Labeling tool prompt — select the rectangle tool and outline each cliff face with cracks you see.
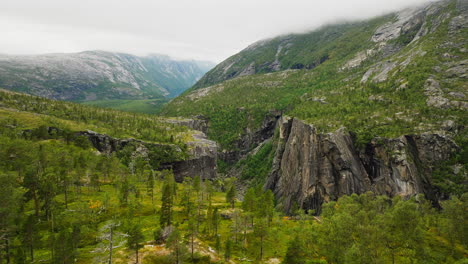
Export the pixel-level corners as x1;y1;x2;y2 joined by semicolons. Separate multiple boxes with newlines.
265;117;459;213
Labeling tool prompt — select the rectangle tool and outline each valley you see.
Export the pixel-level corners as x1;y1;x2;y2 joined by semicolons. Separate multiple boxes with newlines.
0;0;466;263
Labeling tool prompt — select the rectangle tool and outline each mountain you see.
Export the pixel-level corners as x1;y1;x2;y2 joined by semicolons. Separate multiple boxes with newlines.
1;91;465;263
163;0;467;212
191;0;466;90
1;1;467;262
0;50;215;102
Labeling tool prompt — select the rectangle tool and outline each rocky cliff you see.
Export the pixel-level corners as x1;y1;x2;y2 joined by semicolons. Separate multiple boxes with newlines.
265;117;459;213
161;130;218;181
79;127;217;181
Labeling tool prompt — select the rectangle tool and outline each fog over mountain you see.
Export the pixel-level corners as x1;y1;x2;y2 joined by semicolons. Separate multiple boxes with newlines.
2;0;432;62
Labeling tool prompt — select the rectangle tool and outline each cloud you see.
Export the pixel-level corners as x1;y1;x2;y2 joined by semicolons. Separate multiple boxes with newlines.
0;0;433;62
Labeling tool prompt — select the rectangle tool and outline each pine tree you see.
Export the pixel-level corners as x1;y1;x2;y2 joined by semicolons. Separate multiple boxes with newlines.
187;218;197;261
126;223;144;264
21;214;39;262
212;208;220;237
226;185;236;209
283;235;307;264
160;178;174;227
224;238;233;261
167;228;186;264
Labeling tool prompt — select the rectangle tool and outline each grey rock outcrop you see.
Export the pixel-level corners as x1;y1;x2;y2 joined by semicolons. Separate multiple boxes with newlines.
424;77;468;110
371;5;427;43
162;130;218;181
165;116;209;134
446;59;468;79
79;126;218;181
265;117;459;214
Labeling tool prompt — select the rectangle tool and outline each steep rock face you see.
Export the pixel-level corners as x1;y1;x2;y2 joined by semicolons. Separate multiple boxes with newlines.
80;128;217;181
265;117;459;213
162;130;218;181
79;130;163;153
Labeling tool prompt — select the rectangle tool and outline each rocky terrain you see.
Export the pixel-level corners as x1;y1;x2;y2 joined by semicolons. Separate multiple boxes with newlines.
0;51;214;101
80;125;218;181
163;0;467;212
265;117;460;213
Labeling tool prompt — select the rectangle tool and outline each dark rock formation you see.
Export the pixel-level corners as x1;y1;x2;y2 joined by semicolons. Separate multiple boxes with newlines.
79;128;217;181
219;111;281;164
78;130;157;153
165;156;217;182
265;117;459;214
161;130;218;181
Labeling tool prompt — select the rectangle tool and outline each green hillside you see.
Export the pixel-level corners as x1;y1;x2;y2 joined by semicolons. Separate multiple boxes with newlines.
0;0;467;263
82;98;169;114
0;90;466;263
163;0;467;150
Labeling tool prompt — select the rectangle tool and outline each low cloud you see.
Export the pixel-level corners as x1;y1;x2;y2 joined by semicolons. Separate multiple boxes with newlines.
0;0;432;62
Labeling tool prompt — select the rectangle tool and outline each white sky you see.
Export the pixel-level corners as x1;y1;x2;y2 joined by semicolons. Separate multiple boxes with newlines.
1;0;432;63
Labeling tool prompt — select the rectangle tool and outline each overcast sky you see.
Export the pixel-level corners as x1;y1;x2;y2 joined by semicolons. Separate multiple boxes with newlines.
1;0;432;63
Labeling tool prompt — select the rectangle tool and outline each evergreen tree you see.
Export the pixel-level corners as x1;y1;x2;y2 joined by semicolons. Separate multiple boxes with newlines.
212;208;220;237
253;218;268;261
119;178;130;207
259;190;275;224
53;229;78;264
187;218;197;261
283;235;307;264
215;235;221;252
147;171;155;205
160;178;174;227
21;214;39;262
224;238;232;261
0;173;24;263
226;185;236;209
167;228;186;264
126;223;144;264
242;187;256;213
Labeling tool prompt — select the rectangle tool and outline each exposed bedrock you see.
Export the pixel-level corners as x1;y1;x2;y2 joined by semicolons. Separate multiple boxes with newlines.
219;111;281;163
265;117;459;214
79;126;217;181
161;130;218;181
165;116;209;134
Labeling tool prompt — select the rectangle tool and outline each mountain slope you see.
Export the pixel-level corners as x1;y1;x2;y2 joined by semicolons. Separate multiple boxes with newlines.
2;89;465;263
164;0;466;148
190;0;464;91
162;0;467;210
0;51;215;101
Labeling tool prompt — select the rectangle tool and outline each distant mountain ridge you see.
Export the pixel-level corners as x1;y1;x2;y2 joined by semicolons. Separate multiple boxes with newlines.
0;50;215;101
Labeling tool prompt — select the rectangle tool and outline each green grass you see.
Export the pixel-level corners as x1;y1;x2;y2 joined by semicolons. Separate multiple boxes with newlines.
82;98;169;114
0;89;189;145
